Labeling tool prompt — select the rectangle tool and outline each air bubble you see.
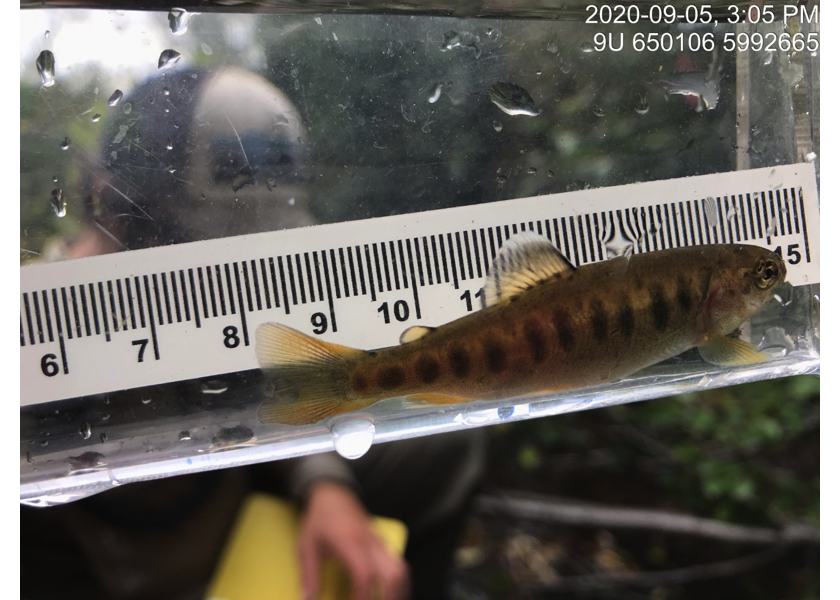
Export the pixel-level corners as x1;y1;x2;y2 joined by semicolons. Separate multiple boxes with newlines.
758;327;794;359
580;42;595;53
179;430;192;441
158;49;182;70
165;140;173;150
141;397;152;405
527;167;537;175
60;137;71;150
547;170;554;178
633;92;649;115
330;418;375;460
441;30;481;58
108;89;123;106
600;223;635;259
91;113;101;122
497;406;514;419
44;30;50;39
80;422;92;440
592;105;606;117
50;189;66;217
123;102;132;115
36;50;56;87
201;42;213;56
492;120;502;132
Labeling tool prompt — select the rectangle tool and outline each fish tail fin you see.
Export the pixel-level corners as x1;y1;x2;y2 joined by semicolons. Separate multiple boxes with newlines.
256;323;368;426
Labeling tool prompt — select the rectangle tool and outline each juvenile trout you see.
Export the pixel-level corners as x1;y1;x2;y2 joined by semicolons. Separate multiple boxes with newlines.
256;234;785;425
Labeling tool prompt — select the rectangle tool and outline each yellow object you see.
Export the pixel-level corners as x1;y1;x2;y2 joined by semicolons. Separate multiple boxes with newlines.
205;493;408;600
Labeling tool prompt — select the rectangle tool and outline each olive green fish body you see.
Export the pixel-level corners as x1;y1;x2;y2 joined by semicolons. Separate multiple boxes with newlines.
256;238;785;425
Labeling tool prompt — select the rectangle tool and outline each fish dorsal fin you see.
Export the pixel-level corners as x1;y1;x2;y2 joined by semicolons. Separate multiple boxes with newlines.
399;326;435;344
482;233;575;307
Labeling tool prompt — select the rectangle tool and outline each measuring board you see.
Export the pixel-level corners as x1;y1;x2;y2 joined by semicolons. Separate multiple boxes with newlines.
20;164;820;407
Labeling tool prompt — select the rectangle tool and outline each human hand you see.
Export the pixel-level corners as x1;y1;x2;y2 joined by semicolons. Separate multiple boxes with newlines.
298;481;409;600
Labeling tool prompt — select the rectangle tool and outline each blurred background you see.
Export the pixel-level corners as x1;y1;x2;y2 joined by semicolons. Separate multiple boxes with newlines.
20;4;819;598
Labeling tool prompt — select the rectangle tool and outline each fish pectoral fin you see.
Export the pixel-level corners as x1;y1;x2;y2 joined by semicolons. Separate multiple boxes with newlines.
482;232;575;307
698;335;769;366
399;326;436;344
403;393;474;407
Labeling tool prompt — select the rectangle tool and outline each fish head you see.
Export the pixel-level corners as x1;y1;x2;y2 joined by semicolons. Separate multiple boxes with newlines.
704;245;786;335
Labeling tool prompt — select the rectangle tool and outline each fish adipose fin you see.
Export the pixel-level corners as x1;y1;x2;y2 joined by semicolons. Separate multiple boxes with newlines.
399;326;436;344
482;232;575;308
698;335;768;366
403;393;473;407
256;323;368;426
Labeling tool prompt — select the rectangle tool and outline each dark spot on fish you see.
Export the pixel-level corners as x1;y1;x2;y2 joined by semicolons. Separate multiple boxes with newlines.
377;366;406;390
552;309;575;351
651;286;670;331
416;355;441;384
590;298;609;342
617;296;634;338
367;350;378;357
677;276;693;313
350;372;370;394
523;319;548;364
485;340;507;374
742;281;752;295
449;346;471;378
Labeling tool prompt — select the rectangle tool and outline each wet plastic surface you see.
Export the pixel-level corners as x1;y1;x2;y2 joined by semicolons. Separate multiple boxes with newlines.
20;6;819;505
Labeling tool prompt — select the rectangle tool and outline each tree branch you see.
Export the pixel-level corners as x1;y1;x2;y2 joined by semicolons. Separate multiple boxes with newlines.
475;492;819;545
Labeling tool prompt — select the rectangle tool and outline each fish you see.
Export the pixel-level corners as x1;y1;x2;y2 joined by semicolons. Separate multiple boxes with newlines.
255;234;786;426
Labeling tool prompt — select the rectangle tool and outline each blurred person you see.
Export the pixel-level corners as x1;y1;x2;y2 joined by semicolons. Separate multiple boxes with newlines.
22;66;486;600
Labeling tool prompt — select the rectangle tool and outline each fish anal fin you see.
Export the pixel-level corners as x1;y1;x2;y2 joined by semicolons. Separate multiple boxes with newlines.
399;326;436;344
404;393;473;407
482;232;574;308
698;335;768;366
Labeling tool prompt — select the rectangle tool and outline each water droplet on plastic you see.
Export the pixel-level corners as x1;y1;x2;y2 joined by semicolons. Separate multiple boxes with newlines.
492;120;502;132
158;49;182;70
703;197;718;228
421;121;432;134
726;204;740;221
168;8;191;36
765;217;777;237
592;105;606;117
488;82;541;117
496;174;507;187
36;50;56;88
164;139;173;151
26;451;34;464
497;406;514;419
547;170;554;178
50;189;66;217
108;89;123;106
441;30;481;58
527;167;537;175
698;375;712;388
123;102;132;115
52;175;58;183
330;419;375;460
179;430;192;441
485;27;499;40
99;432;108;443
457;408;497;425
44;30;50;39
79;422;92;439
201;42;213;56
67;451;106;472
141;397;152;405
212;425;255;447
580;42;595;53
633;93;649;115
601;224;635;259
288;197;296;206
648;217;661;235
60;137;71;150
806;151;817;162
91;113;101;122
163;87;170;96
201;380;228;394
764;51;774;66
427;83;443;104
40;440;49;447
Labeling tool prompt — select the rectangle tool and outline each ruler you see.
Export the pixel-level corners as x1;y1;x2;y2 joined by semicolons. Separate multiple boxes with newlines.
20;164;820;407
